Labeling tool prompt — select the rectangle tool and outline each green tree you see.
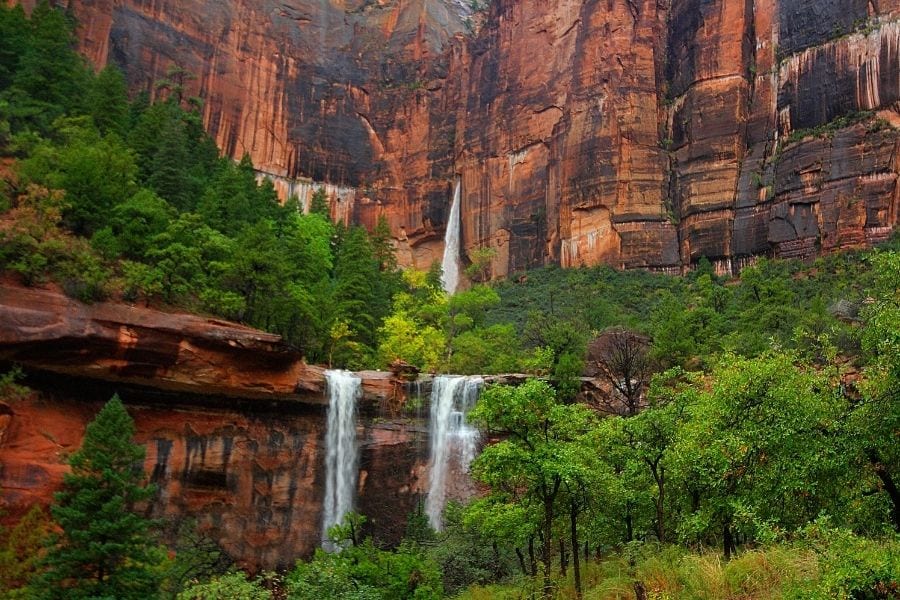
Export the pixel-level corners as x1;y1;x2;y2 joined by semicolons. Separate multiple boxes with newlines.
88;65;130;137
852;250;900;531
0;505;53;597
308;187;329;219
333;225;385;354
469;379;596;599
370;214;397;273
0;4;29;92
34;395;164;599
177;572;272;600
3;0;89;132
106;188;175;260
671;352;845;557
20;120;138;235
523;314;586;401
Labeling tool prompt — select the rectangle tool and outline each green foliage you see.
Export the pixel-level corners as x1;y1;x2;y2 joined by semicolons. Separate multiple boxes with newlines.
33;395;165;599
427;502;518;595
464;246;496;282
785;525;900;600
0;1;90;134
176;572;272;600
287;537;443;600
89;66;130;137
0;505;52;596
0;366;29;402
851;250;900;533
469;379;597;597
671;352;848;553
20;119;138;235
308;186;329;218
783;111;878;147
446;324;522;374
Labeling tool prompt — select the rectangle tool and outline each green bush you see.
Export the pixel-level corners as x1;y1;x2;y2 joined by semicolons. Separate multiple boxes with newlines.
177;572;272;600
785;526;900;599
287;540;443;600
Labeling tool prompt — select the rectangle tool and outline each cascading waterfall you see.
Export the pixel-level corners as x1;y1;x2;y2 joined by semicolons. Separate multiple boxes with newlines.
440;178;462;294
426;375;483;530
321;370;361;549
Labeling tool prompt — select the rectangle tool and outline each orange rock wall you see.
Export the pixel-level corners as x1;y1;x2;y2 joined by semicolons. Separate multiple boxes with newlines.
15;0;900;274
0;388;429;571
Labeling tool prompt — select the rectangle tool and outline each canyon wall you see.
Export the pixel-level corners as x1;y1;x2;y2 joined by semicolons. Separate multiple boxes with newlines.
1;388;429;571
23;0;899;276
0;284;430;570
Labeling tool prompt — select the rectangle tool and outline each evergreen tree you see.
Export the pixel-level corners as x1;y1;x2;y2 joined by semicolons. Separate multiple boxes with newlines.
370;214;397;273
309;187;330;219
333;226;381;353
147;111;194;209
89;65;130;137
5;0;88;131
0;4;29;91
34;395;163;600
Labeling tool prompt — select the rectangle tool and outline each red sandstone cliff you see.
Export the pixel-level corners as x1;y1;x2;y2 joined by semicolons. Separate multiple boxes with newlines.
0;283;424;570
13;0;900;275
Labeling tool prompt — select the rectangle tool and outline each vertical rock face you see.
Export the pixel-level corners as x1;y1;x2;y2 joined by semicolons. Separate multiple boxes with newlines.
0;387;429;571
20;0;900;274
0;285;431;571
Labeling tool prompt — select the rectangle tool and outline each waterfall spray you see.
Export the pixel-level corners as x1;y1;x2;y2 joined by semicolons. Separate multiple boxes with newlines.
322;370;361;549
441;178;462;294
426;375;482;530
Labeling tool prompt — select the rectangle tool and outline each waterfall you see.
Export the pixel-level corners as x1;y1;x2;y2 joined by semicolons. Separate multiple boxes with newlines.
322;370;361;549
441;178;462;294
426;375;483;530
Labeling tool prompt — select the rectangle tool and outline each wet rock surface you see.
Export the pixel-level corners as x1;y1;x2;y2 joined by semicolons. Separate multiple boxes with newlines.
15;0;897;276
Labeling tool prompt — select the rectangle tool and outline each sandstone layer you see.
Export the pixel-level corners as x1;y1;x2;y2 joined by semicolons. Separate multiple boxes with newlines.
0;283;428;570
22;0;898;278
0;283;401;403
0;387;429;571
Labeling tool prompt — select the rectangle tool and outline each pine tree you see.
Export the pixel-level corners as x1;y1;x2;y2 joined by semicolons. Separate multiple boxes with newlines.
333;225;380;352
309;187;330;219
34;395;163;600
371;214;397;273
7;0;89;131
0;4;29;91
89;65;130;137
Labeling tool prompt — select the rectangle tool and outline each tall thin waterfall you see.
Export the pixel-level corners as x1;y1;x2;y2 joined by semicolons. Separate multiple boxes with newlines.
440;178;462;294
426;375;483;530
322;370;361;549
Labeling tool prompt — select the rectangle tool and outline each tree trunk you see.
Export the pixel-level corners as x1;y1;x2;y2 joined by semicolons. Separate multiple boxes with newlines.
516;547;528;576
870;453;900;532
634;581;648;600
723;520;734;560
559;540;567;576
542;496;554;600
570;500;582;599
528;536;537;577
625;506;634;542
654;467;666;543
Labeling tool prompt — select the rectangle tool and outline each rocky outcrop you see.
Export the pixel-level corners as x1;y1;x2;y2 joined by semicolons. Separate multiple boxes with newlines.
0;283;427;570
14;1;900;274
0;283;402;404
0;389;429;571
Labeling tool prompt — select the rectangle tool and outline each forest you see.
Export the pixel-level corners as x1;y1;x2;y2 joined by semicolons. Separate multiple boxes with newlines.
0;3;898;599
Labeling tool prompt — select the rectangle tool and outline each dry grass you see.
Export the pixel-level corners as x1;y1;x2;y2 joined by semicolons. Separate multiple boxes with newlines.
453;546;821;600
